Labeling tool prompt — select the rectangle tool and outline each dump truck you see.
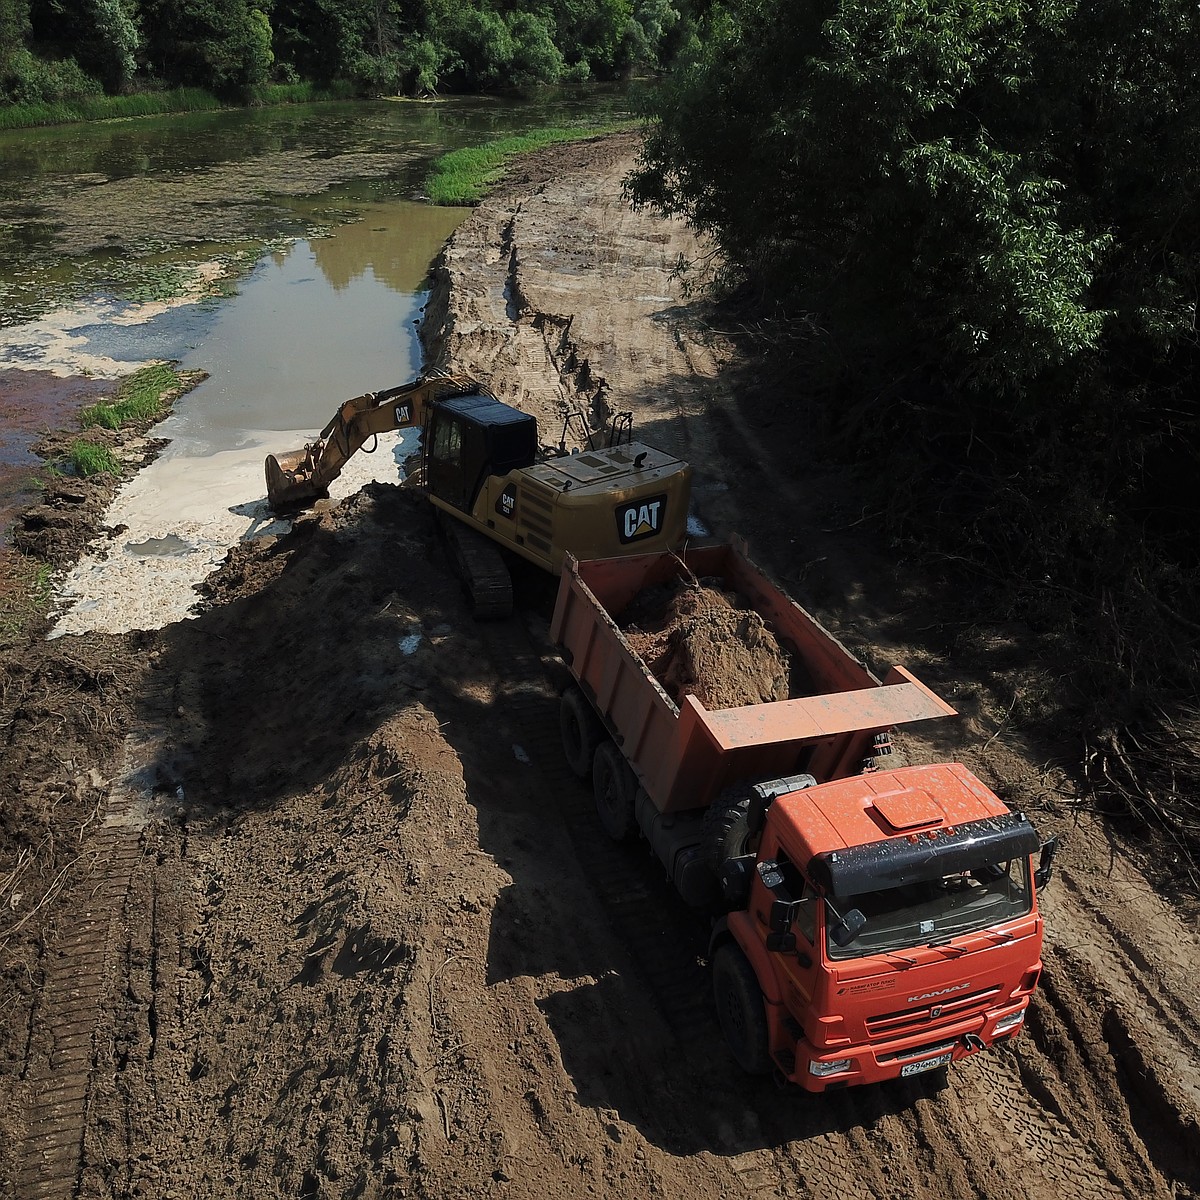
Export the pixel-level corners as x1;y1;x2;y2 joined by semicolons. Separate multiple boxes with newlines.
265;374;691;617
550;540;1058;1091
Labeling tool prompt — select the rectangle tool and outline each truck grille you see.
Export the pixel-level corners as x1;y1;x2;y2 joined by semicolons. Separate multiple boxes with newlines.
866;985;1000;1038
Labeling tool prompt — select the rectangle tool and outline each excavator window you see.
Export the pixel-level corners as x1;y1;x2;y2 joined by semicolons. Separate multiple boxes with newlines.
432;416;462;466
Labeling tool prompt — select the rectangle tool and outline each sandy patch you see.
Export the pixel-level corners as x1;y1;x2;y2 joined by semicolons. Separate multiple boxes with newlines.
50;426;419;635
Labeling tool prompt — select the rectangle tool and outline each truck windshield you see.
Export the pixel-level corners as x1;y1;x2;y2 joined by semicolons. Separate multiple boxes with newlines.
826;858;1033;961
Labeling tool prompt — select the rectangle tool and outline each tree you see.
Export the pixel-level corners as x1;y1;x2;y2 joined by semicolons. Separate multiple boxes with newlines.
140;0;271;91
630;0;1108;398
0;0;30;73
631;0;1200;787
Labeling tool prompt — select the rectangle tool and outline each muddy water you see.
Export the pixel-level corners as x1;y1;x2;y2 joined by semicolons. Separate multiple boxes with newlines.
0;90;630;630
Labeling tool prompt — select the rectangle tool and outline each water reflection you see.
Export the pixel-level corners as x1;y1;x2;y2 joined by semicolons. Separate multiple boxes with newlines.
306;199;464;293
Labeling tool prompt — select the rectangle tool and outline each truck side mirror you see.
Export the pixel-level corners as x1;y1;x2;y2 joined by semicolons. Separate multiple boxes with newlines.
769;898;799;933
1034;836;1060;890
829;908;867;947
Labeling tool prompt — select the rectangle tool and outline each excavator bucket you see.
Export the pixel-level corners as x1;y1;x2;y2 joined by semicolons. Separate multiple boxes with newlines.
265;445;327;511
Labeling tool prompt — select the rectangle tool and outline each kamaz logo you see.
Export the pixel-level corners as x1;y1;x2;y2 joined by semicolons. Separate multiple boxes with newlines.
392;405;411;426
616;494;668;545
908;982;971;1004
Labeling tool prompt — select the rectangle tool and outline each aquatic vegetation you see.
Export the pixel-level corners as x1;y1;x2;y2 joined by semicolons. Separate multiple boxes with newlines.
80;363;181;430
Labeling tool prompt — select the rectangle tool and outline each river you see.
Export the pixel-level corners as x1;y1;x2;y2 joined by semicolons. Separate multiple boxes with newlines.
0;90;631;632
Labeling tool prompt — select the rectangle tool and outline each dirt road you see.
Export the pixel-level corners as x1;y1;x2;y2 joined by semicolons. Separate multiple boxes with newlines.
3;132;1199;1200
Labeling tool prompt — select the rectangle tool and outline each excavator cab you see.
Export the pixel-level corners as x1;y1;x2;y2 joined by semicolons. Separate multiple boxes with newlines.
424;393;539;513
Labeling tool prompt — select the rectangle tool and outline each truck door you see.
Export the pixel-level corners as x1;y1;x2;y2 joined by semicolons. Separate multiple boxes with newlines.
772;852;820;1006
426;409;467;510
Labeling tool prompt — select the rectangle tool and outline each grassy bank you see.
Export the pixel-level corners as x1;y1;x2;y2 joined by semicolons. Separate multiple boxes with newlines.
0;82;357;131
423;121;636;205
70;362;186;477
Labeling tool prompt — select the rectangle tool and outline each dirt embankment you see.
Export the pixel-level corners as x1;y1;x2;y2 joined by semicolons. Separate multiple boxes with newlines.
2;133;1200;1200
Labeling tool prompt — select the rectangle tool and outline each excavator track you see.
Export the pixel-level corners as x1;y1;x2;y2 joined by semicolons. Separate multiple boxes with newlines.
439;513;514;619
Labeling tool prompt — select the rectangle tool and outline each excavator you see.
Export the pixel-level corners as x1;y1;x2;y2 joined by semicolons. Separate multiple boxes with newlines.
265;373;693;617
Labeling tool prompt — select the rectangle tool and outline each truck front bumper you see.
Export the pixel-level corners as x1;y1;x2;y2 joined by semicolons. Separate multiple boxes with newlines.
787;1002;1029;1092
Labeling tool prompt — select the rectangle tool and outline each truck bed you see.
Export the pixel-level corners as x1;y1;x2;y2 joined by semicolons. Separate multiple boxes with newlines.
551;541;956;815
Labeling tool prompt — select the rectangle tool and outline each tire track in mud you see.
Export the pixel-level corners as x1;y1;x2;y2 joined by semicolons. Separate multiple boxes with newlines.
476;614;823;1197
15;732;159;1200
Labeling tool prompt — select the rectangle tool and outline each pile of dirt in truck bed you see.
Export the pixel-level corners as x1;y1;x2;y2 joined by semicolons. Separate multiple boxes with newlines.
619;576;792;709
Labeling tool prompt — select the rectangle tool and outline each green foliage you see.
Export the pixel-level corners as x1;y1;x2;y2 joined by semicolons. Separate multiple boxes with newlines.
1;0;697;101
507;11;563;87
0;0;30;72
631;0;1111;395
68;440;120;477
0;47;101;103
424;121;633;205
88;0;140;90
634;0;1200;840
80;363;181;430
533;0;633;75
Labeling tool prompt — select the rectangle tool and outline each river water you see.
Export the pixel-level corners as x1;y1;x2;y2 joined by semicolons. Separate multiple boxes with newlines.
0;90;631;631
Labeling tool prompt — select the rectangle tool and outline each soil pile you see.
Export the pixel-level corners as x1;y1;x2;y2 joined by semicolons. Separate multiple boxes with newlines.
620;576;792;709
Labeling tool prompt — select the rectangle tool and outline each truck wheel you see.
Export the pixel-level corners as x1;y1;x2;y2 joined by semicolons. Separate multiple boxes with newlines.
702;785;756;877
560;686;603;780
712;943;772;1076
592;740;638;842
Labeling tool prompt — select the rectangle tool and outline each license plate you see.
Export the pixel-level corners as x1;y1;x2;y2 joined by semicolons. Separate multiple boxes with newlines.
900;1051;953;1077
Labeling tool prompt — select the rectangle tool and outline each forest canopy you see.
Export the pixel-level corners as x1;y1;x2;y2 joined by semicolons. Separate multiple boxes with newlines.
0;0;702;101
630;0;1200;842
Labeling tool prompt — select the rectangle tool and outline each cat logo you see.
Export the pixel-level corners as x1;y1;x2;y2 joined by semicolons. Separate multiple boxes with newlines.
616;494;668;545
495;483;518;519
392;404;411;427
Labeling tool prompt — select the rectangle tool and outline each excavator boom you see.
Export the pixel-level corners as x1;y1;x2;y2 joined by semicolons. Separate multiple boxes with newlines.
264;374;484;511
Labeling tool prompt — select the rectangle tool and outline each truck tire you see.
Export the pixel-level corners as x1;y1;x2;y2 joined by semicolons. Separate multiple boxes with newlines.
702;785;756;878
712;943;772;1076
592;740;638;842
560;686;603;780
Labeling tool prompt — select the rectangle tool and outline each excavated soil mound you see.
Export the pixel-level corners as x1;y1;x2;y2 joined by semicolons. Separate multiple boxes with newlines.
619;576;792;710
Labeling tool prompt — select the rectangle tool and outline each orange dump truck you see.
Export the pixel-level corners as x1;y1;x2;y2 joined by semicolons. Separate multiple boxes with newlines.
550;541;1058;1091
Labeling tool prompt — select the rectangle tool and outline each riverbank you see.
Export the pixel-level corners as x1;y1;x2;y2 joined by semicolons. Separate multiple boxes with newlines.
0;82;357;132
2;133;1199;1200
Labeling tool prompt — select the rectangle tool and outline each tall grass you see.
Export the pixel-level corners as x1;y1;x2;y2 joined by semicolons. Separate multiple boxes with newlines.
0;81;359;131
68;441;120;477
80;363;182;430
423;121;637;206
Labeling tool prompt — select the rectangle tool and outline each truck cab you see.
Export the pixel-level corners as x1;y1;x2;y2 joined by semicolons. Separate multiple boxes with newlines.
715;763;1052;1090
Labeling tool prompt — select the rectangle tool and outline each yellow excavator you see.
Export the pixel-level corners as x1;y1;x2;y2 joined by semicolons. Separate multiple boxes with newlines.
265;373;692;617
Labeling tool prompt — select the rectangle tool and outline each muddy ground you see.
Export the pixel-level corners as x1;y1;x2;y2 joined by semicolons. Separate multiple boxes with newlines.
3;132;1200;1199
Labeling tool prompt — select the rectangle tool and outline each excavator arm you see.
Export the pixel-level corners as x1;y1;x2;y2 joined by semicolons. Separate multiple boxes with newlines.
265;373;483;511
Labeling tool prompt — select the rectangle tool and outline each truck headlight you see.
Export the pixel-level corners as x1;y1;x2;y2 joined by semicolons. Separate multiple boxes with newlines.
809;1058;853;1077
994;1010;1025;1035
